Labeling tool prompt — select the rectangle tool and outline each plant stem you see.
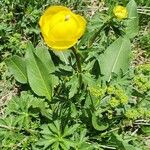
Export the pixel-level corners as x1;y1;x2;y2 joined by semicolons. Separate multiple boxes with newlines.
0;124;37;134
71;46;82;86
0;124;16;131
88;17;113;47
99;145;116;149
71;46;82;73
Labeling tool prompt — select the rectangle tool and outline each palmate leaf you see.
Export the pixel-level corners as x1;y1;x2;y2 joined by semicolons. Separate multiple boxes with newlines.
5;55;27;84
6;92;51;119
0;116;24;149
48;121;60;135
73;129;94;150
59;139;75;150
37;121;78;150
25;43;52;100
37;138;56;150
31;98;52;119
0;116;17;131
6;92;33;115
52;141;60;150
63;124;79;137
15;113;31;129
99;36;131;82
5;92;39;128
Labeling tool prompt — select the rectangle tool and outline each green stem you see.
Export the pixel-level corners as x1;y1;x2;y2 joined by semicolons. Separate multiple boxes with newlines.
71;46;82;73
88;17;113;48
0;124;37;134
71;46;82;86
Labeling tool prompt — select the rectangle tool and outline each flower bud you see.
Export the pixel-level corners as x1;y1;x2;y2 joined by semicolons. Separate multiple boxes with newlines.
113;5;128;20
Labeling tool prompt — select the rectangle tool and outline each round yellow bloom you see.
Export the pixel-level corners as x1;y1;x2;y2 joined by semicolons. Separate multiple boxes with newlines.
113;5;128;20
39;6;86;50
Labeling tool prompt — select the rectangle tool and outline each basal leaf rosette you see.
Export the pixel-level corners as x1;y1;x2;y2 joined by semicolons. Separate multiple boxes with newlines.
113;5;128;20
39;6;86;50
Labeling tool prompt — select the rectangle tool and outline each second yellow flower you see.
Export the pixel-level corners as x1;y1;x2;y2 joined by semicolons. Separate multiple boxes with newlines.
113;5;128;20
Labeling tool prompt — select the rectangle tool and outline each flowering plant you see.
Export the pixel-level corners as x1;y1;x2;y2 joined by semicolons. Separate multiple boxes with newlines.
2;0;150;149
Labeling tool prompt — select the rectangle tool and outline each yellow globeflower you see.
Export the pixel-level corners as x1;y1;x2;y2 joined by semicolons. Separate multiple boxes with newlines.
113;5;128;20
39;6;86;50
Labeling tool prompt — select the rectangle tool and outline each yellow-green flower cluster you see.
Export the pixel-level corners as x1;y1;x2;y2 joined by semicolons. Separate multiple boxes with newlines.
107;85;129;107
133;63;150;93
109;97;120;108
89;86;106;98
90;85;129;108
133;75;150;93
125;109;139;120
107;85;115;95
137;64;150;75
125;107;150;120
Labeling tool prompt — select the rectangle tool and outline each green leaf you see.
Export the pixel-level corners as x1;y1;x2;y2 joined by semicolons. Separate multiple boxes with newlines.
82;72;96;87
5;92;41;129
31;99;52;119
6;92;33;114
49;121;60;135
99;36;131;82
40;125;52;135
52;141;60;150
66;75;79;99
38;122;76;150
63;124;80;137
36;44;59;90
92;113;108;131
37;138;56;149
123;143;137;150
111;133;137;150
78;143;95;150
35;45;55;73
141;126;150;135
53;51;70;64
5;55;27;84
0;116;17;130
25;43;52;100
125;0;139;38
15;113;30;129
60;139;75;149
0;116;24;148
79;13;109;48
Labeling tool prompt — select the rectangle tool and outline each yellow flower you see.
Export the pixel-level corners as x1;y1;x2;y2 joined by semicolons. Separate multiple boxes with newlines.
113;5;128;20
39;6;86;50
